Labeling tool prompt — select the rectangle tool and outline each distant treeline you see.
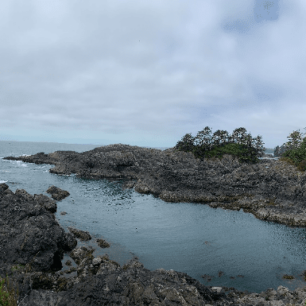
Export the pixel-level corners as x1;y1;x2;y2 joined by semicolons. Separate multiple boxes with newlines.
274;129;306;171
175;127;265;163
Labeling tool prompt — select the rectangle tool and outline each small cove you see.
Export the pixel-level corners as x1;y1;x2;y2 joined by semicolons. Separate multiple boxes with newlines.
1;140;306;293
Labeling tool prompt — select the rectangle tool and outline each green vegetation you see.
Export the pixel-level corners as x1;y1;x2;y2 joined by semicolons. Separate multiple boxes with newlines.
11;265;25;272
0;276;18;306
276;129;306;171
175;127;264;163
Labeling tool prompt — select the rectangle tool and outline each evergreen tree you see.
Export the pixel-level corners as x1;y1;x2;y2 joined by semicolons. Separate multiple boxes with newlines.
175;126;264;163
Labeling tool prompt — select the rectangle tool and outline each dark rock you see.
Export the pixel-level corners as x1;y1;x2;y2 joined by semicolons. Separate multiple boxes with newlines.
65;260;72;266
5;144;306;227
34;194;57;213
68;227;91;241
0;182;9;191
0;186;76;274
60;211;67;215
69;246;94;265
46;185;70;201
20;256;232;306
202;274;214;281
63;232;78;251
21;255;306;306
96;238;110;248
282;274;294;280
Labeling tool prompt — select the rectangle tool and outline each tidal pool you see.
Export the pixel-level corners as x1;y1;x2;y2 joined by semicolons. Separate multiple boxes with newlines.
1;140;306;293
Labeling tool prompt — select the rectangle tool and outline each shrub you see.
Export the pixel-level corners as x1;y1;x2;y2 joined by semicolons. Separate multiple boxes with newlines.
0;276;18;306
175;127;264;163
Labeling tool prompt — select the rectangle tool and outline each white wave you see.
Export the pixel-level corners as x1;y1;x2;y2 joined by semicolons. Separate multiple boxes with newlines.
15;161;28;167
22;154;30;157
0;180;7;183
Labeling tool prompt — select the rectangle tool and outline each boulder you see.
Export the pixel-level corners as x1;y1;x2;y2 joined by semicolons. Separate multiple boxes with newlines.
0;186;76;274
46;186;70;201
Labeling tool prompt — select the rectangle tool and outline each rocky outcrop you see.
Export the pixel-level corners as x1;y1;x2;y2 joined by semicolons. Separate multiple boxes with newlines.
68;227;91;241
15;247;306;306
5;144;306;227
17;247;236;306
46;185;70;201
0;183;76;274
97;238;110;248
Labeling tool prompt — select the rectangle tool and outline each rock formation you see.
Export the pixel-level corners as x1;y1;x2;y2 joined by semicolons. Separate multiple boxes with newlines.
0;183;76;274
5;144;306;227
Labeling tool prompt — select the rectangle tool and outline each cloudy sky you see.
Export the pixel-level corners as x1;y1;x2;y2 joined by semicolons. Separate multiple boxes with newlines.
0;0;305;148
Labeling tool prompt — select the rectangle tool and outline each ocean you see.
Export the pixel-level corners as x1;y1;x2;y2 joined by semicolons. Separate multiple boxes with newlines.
1;140;306;293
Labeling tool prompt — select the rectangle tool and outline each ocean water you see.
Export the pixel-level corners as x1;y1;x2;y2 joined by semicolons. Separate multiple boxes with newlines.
1;140;306;293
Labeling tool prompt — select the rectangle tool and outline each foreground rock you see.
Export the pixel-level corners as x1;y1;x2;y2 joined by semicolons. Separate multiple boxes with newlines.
47;185;70;201
0;183;76;274
5;144;306;227
18;251;233;306
17;247;306;306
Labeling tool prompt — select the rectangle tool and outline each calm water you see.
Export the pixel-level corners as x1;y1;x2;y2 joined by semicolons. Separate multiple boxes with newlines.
1;140;306;293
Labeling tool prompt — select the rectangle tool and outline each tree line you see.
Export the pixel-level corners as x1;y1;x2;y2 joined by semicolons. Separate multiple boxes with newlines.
175;127;265;163
274;129;306;171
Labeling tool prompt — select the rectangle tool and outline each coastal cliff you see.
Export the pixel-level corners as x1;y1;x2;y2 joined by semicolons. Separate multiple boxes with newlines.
5;144;306;227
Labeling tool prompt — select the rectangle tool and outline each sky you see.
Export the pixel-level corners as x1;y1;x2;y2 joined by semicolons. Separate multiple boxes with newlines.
0;0;305;148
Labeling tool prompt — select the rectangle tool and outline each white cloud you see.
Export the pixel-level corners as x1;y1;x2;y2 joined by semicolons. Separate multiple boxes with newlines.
0;0;305;147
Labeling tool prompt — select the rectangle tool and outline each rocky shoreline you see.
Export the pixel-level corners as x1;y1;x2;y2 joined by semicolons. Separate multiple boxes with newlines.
2;183;306;305
5;144;306;227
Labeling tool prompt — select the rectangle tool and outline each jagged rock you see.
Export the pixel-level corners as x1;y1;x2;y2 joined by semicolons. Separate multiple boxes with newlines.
0;185;76;274
19;256;233;306
5;144;306;227
70;246;94;265
17;253;306;306
34;194;57;213
46;185;70;201
96;238;110;248
68;227;91;241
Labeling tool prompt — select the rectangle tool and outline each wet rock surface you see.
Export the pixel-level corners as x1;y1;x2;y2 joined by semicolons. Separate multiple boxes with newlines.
97;238;110;248
5;144;306;227
68;227;92;241
47;185;70;201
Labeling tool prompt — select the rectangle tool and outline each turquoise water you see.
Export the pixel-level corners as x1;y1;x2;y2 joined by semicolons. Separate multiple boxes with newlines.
1;140;306;293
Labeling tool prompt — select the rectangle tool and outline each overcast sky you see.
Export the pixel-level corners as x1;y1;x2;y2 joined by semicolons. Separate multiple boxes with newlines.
0;0;305;148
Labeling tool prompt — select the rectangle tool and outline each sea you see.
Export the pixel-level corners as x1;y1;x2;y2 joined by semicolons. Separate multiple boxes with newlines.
1;140;306;293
